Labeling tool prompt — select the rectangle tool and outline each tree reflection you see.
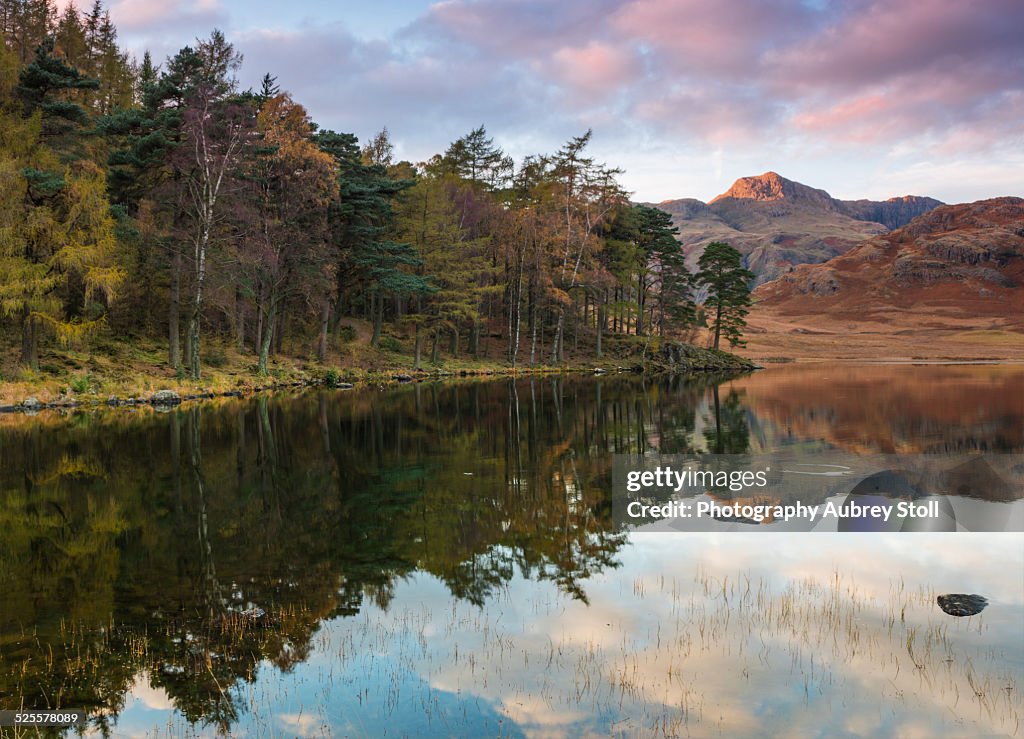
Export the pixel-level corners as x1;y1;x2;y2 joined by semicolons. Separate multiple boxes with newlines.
0;372;738;730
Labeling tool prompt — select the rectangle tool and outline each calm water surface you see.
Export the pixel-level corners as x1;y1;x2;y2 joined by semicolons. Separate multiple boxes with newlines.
1;364;1022;737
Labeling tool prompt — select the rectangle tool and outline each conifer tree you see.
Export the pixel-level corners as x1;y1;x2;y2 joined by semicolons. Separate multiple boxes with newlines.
694;241;753;349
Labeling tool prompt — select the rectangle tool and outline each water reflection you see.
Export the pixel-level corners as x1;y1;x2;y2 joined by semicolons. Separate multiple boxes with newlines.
0;365;1021;736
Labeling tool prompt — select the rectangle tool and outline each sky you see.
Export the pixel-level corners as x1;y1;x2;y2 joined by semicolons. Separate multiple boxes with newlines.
86;0;1024;204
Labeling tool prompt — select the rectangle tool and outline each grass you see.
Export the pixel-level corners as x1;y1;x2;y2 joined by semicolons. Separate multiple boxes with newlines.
0;331;650;408
9;564;1013;737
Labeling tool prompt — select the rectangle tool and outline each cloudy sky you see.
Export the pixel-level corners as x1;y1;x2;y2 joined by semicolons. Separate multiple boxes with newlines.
93;0;1022;204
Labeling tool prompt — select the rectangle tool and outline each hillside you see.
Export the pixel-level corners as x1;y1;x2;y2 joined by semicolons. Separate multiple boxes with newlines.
745;197;1024;360
654;172;942;286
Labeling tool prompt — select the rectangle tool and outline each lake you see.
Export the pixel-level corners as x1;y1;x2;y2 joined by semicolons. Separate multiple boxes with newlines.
1;364;1022;737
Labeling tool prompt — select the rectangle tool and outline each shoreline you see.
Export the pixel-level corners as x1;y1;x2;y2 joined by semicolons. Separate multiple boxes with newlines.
5;345;1021;416
0;351;758;416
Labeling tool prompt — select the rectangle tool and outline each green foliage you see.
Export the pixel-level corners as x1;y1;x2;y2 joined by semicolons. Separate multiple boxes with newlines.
378;336;403;353
0;13;734;380
69;374;93;393
694;242;754;349
204;348;228;368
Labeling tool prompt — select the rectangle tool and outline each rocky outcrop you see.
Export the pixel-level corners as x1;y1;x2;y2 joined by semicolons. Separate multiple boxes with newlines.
654;342;759;373
841;195;944;230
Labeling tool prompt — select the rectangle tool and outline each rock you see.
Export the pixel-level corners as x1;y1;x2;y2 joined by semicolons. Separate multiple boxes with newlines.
937;594;988;617
22;397;42;410
593;368;608;375
393;374;413;382
107;395;121;406
337;382;354;389
150;390;182;406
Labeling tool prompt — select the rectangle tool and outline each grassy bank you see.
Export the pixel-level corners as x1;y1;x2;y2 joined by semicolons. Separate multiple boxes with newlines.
0;331;758;409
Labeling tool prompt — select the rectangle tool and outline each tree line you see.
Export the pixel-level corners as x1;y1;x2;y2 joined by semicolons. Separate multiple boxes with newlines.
1;5;753;380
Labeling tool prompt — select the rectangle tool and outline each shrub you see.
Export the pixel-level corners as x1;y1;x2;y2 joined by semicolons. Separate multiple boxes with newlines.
204;350;228;368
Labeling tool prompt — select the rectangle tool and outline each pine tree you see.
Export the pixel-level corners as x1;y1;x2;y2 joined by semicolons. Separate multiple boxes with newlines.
438;125;512;190
694;241;753;349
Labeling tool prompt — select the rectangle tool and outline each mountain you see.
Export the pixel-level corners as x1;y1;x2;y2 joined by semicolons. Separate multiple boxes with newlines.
746;197;1024;359
653;172;943;286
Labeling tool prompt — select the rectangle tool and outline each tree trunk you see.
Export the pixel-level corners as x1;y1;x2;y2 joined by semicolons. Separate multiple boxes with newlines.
370;293;382;347
235;285;245;351
258;297;276;375
713;299;722;350
450;325;459;357
550;310;564;364
20;309;37;370
169;250;181;369
431;328;440;364
317;298;330;362
596;297;604;359
255;284;264;354
413;324;422;369
637;275;644;336
470;322;480;358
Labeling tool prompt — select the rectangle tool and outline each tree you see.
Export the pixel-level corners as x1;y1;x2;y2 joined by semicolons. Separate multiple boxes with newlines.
1;40;121;368
437;125;512;190
360;126;393;168
694;241;753;350
177;31;250;379
244;93;337;374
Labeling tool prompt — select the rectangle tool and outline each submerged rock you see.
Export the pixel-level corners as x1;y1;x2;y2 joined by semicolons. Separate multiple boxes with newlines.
937;593;988;617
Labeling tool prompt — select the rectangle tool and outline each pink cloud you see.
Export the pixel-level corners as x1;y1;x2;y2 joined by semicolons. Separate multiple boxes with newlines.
109;0;225;33
766;0;1023;92
546;41;642;98
610;0;817;75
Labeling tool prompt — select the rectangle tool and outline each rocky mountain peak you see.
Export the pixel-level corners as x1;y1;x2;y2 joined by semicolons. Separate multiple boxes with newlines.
709;171;834;208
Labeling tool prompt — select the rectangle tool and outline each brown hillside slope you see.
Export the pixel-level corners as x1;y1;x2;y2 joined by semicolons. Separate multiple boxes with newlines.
654;172;941;287
746;198;1024;360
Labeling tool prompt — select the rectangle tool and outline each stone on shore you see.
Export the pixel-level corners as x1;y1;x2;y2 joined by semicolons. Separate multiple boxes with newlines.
150;389;182;406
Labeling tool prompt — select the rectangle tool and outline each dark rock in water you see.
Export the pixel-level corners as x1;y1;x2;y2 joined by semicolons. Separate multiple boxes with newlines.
714;513;761;525
937;593;988;617
21;397;42;412
150;389;182;406
393;374;413;382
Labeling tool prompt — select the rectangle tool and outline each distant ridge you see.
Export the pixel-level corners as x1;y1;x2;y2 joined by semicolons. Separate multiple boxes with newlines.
652;172;943;286
751;197;1024;339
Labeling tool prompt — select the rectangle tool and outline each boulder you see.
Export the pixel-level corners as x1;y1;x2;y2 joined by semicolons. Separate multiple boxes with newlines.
150;389;182;406
937;593;988;617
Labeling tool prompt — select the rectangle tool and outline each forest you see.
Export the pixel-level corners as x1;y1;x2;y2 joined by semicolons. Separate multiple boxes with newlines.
0;1;750;384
